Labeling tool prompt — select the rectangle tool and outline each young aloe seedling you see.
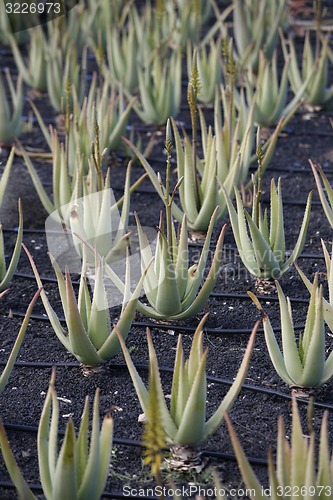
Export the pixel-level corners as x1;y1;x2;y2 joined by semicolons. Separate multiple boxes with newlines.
221;137;312;280
0;369;113;500
119;121;226;321
8;26;48;92
241;50;305;128
24;244;148;368
296;239;333;332
249;276;333;392
226;397;333;498
116;315;258;463
124;54;244;232
281;30;333;110
132;47;181;126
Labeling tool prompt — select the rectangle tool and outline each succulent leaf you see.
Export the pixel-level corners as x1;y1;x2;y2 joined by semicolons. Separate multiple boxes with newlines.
227;397;333;494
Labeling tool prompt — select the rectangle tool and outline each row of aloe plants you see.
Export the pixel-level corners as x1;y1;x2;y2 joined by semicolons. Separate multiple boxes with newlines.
1;125;333;495
1;0;332;144
1;0;333;497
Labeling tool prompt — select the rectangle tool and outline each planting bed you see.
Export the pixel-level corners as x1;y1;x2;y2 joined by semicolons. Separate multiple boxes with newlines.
1;5;333;499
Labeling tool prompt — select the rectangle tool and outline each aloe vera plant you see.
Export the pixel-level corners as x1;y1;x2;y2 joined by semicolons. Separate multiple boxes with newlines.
233;0;288;74
226;397;333;498
20;129;84;218
133;208;225;321
46;2;86;53
104;14;141;94
116;315;258;449
281;30;333;110
23;134;145;266
132;48;182;126
187;38;223;104
0;68;23;145
24;245;147;367
67;75;136;171
214;43;285;187
0;199;23;292
222;172;312;280
30;67;138;172
241;50;305;127
296;239;333;332
129;0;231;56
124;58;251;232
8;26;48;91
0;147;15;211
173;0;213;47
250;276;333;391
0;288;41;395
0;369;113;499
310;159;333;229
125;113;243;232
68;164;132;264
21;123;140;225
45;32;86;113
120;123;226;320
81;0;130;50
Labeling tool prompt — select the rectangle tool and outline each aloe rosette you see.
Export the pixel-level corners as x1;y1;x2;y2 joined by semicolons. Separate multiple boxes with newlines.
250;277;333;390
133;48;182;126
241;50;306;128
222;178;312;279
233;0;288;74
187;38;223;104
68;167;131;265
124;114;244;232
8;26;47;91
226;396;333;498
281;30;333;110
296;239;333;332
116;315;258;447
0;68;23;144
0;370;113;499
24;245;147;367
132;209;226;320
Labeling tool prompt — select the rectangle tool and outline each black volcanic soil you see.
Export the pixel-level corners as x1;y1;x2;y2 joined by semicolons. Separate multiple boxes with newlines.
1;5;333;499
